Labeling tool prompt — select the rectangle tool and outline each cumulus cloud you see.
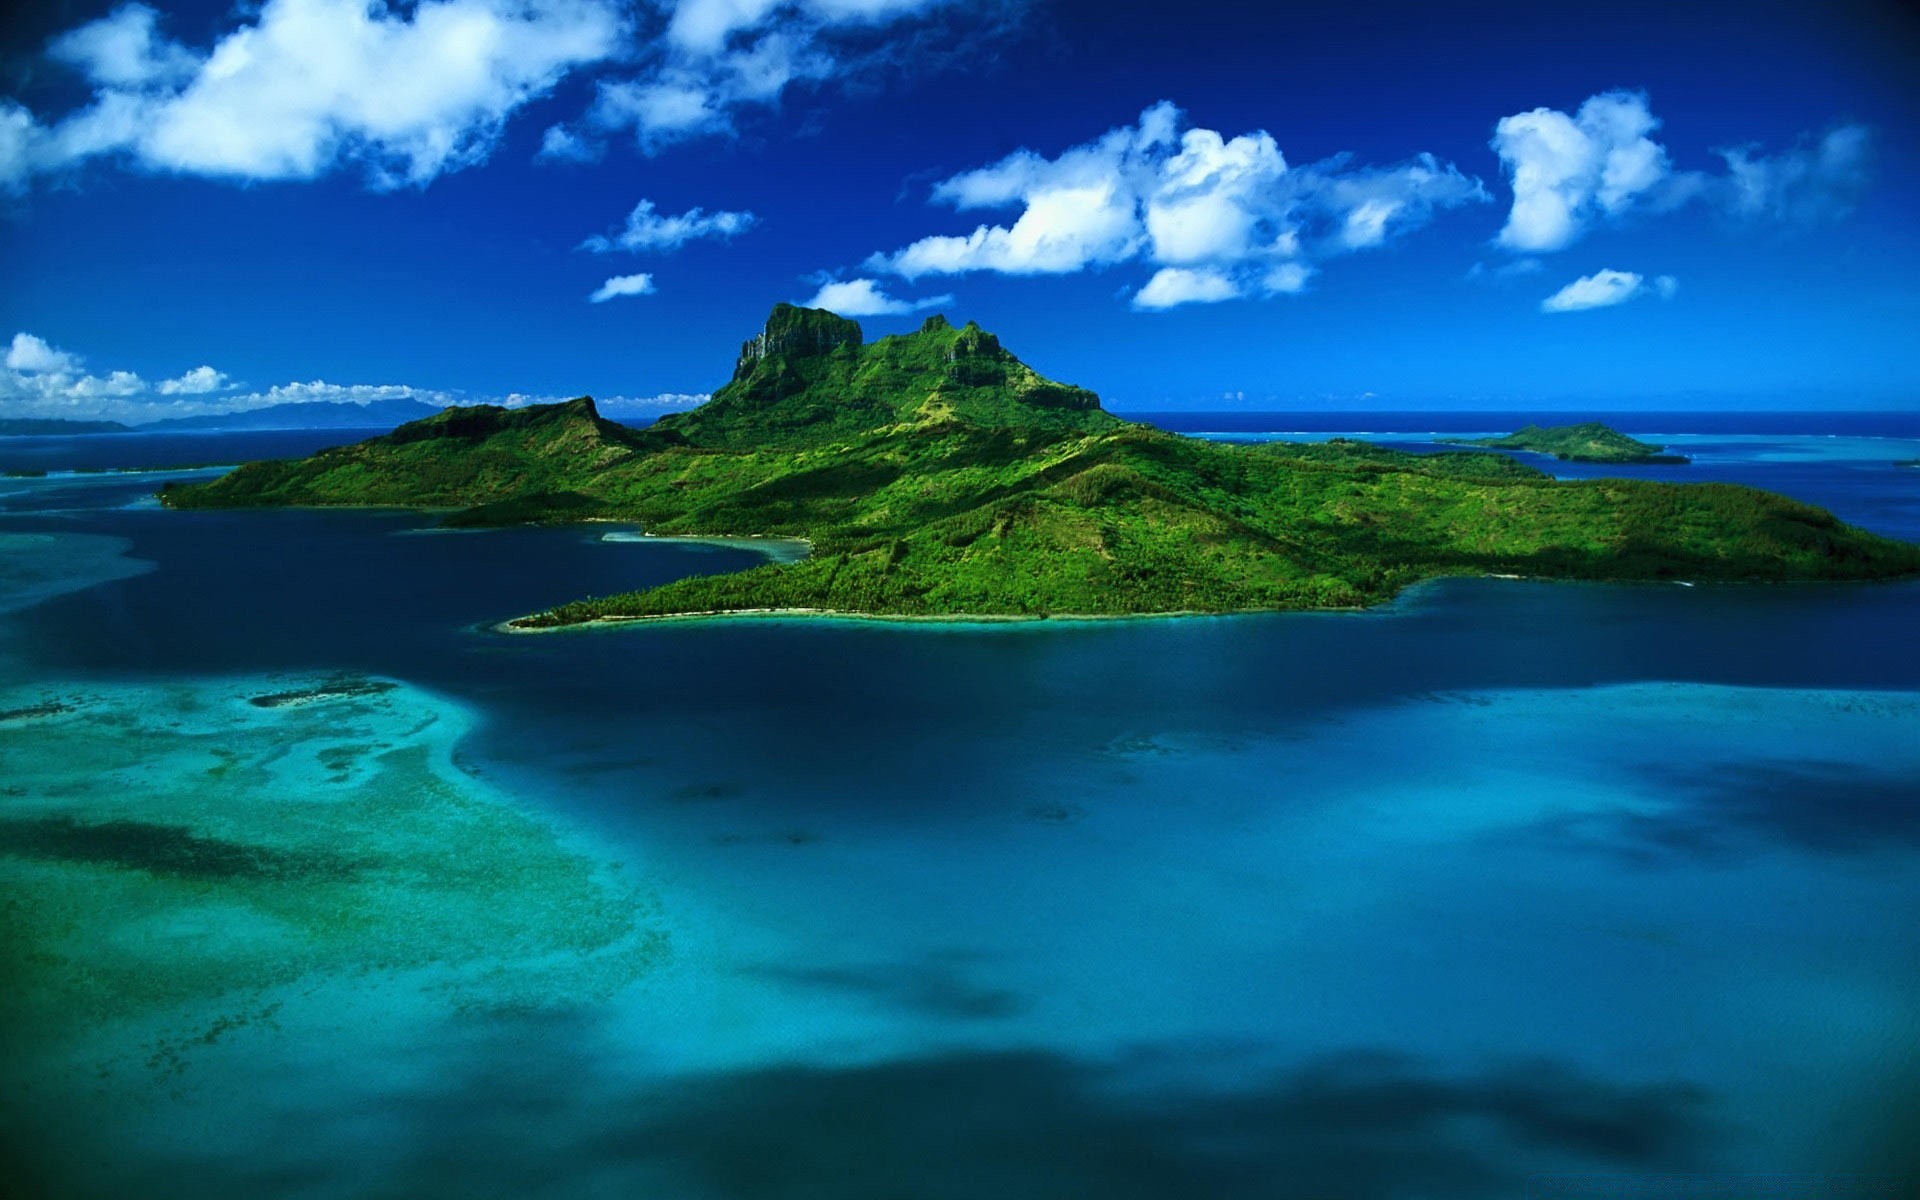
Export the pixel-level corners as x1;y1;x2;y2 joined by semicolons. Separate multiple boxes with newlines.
536;124;599;163
588;272;657;302
582;198;756;253
1492;90;1673;252
5;0;1010;190
1493;91;1874;252
1132;267;1238;311
6;332;81;373
47;4;197;90
802;277;950;315
1539;268;1678;313
0;330;715;425
6;0;626;190
863;102;1485;309
594;391;709;418
1718;125;1870;223
156;365;229;394
554;0;1006;155
0;329;469;422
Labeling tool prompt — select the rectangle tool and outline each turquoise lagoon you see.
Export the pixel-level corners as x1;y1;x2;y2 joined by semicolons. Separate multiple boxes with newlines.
1;422;1917;1197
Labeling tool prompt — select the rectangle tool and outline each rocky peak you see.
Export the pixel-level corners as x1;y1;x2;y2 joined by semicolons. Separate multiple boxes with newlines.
946;321;1003;362
736;304;863;375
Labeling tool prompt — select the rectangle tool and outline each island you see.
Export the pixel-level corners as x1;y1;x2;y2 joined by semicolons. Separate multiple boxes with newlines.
159;304;1920;627
1441;422;1691;464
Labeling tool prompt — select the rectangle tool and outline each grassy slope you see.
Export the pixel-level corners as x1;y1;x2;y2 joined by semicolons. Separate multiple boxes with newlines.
160;309;1920;626
1447;422;1689;464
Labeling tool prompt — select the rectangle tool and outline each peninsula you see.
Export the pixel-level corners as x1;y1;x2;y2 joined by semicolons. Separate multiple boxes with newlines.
1441;422;1691;464
160;305;1920;626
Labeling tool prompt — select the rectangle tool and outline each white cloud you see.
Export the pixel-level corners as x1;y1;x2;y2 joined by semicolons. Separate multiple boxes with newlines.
0;331;468;422
566;0;994;154
1260;262;1314;295
1132;267;1239;311
882;179;1143;278
11;0;626;189
535;123;599;163
1491;91;1872;252
595;391;710;417
582;198;757;253
863;102;1484;309
0;104;36;195
11;0;1008;188
1653;274;1679;299
1718;125;1870;223
47;4;197;89
802;277;950;316
1467;257;1544;281
6;332;81;373
1540;268;1658;313
247;380;448;405
588;272;657;302
1492;90;1672;252
0;332;713;425
156;365;230;394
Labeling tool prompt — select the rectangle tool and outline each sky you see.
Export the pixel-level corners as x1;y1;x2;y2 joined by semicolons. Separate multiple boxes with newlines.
1;0;1917;422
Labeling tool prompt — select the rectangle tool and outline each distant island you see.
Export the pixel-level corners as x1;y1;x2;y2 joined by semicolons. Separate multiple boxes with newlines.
1441;422;1690;464
160;304;1920;627
141;397;444;433
0;418;132;436
0;399;444;438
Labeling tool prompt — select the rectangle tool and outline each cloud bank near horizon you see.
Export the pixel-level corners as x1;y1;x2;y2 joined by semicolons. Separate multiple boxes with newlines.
0;330;705;424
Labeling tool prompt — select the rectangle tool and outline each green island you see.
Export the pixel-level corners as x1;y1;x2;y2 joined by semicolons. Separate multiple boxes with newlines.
1439;422;1691;464
159;304;1920;627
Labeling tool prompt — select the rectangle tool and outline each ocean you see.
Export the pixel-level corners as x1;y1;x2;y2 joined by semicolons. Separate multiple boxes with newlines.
2;414;1916;1197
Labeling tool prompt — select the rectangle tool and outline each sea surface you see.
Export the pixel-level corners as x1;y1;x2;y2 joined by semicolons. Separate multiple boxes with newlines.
2;415;1917;1198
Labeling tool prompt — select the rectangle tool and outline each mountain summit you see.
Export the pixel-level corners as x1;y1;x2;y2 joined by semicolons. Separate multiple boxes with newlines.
650;305;1117;448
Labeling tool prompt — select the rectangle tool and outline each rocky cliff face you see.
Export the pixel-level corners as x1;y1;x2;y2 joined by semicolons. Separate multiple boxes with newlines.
735;303;862;375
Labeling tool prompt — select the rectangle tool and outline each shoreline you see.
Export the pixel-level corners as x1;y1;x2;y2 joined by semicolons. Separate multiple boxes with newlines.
494;598;1401;636
598;530;814;563
488;571;1920;635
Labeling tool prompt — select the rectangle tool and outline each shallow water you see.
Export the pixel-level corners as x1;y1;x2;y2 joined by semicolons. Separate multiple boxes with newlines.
2;426;1917;1197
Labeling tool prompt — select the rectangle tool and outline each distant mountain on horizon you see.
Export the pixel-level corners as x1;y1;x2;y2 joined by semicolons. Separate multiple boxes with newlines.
139;397;445;432
0;417;135;436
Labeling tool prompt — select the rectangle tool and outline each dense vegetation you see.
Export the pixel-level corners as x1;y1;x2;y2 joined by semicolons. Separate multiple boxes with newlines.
161;305;1920;626
1443;422;1690;464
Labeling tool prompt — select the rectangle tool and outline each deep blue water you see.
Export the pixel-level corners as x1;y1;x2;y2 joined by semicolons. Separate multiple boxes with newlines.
0;427;390;475
3;419;1918;1197
1125;409;1920;437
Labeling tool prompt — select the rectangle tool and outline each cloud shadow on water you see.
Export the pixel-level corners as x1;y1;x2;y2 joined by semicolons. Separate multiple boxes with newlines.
96;1019;1730;1200
1511;758;1920;865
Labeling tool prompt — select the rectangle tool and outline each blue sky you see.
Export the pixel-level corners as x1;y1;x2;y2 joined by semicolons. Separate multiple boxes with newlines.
1;0;1916;421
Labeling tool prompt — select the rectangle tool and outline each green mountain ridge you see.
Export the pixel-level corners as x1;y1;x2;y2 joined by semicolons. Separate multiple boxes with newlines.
650;305;1117;449
159;305;1920;626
